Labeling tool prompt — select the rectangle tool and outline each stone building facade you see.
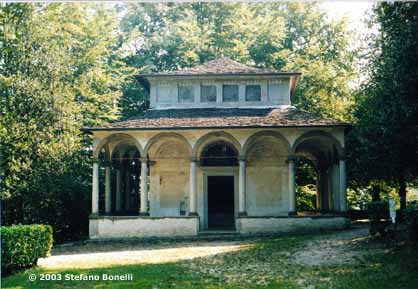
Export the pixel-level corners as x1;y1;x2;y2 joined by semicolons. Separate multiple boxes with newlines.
84;58;349;239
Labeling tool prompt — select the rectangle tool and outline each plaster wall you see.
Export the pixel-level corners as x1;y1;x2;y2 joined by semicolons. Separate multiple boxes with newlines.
89;217;199;239
236;217;349;234
148;77;291;109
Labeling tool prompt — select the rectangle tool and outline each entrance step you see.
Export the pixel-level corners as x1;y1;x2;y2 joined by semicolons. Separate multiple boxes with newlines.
198;230;240;237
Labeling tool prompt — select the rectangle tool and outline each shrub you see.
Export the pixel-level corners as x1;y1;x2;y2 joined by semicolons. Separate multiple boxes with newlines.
1;224;53;274
405;202;418;243
367;201;390;235
296;185;317;211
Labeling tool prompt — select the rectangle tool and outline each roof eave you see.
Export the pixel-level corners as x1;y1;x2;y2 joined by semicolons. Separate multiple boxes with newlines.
82;123;350;132
139;72;302;78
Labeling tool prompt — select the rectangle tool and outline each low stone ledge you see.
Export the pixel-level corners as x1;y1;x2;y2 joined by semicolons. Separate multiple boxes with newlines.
89;216;200;239
236;216;350;234
89;214;199;220
237;214;344;219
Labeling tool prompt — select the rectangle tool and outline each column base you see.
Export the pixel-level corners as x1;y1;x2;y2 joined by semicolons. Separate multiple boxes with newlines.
238;211;248;217
138;212;150;216
288;211;297;216
188;212;199;217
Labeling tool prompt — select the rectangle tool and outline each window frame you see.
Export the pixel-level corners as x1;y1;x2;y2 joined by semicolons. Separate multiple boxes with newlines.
177;85;195;103
245;84;261;102
200;84;217;103
222;84;239;102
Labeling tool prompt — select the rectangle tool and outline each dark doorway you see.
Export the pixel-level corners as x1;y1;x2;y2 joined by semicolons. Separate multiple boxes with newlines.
208;176;235;230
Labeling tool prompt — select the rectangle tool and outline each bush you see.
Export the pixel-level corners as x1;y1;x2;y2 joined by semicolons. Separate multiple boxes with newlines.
1;224;53;274
367;201;390;235
296;185;317;211
405;202;418;243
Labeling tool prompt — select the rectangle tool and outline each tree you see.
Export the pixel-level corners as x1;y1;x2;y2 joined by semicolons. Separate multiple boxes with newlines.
0;3;132;241
348;2;418;209
119;2;357;121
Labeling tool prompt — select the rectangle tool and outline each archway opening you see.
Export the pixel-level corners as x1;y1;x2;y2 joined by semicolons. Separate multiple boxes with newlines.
293;134;341;214
111;143;142;215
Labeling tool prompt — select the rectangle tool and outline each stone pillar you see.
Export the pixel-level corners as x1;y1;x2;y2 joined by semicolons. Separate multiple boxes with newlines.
115;168;121;212
288;155;297;215
339;158;347;212
139;157;149;216
91;161;99;214
189;157;198;216
104;164;111;214
238;156;247;216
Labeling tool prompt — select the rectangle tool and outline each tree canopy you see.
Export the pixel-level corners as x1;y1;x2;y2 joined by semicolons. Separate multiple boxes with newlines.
1;2;416;240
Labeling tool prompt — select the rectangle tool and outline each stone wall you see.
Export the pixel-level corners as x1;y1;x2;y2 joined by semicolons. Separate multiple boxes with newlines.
236;217;350;234
89;216;199;239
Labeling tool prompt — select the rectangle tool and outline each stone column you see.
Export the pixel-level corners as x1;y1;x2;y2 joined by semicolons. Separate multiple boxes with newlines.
92;161;99;214
104;163;111;214
339;158;347;212
238;156;247;216
189;157;198;216
139;157;149;216
115;168;121;212
288;155;297;215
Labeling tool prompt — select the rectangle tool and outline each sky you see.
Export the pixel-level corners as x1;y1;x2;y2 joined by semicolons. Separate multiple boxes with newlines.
320;1;376;31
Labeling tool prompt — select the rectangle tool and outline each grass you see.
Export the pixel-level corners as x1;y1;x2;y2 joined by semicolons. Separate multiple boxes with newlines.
2;232;418;289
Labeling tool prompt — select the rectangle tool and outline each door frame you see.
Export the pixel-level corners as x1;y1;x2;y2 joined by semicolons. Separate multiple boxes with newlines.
202;167;238;230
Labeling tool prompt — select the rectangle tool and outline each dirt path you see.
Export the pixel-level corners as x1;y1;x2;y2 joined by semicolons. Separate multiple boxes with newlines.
293;225;370;266
38;225;370;270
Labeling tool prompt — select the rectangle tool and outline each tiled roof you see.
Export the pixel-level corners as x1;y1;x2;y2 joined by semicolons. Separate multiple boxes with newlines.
141;58;299;76
84;107;348;131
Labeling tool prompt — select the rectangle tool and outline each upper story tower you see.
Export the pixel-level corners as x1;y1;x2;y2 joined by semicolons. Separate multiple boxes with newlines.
138;58;301;109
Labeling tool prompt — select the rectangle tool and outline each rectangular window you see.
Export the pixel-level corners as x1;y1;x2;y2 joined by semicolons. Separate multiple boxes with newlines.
222;85;239;102
178;86;194;103
245;85;261;101
200;85;217;102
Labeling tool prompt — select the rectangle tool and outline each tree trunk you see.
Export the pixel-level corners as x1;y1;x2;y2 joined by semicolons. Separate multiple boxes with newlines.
399;176;407;210
371;183;381;202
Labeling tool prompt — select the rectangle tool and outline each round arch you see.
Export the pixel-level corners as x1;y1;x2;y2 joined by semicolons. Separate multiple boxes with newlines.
242;130;291;158
192;131;242;160
144;132;192;157
93;133;144;159
291;130;343;157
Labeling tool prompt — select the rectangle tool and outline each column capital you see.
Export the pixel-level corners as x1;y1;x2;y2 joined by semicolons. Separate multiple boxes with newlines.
140;157;148;163
238;155;247;162
103;160;112;167
92;157;100;164
287;155;298;162
190;156;198;162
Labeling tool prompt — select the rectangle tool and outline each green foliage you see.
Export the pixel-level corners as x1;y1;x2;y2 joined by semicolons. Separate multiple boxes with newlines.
347;2;418;206
1;224;53;274
0;2;360;243
296;185;317;211
119;2;358;120
0;3;133;242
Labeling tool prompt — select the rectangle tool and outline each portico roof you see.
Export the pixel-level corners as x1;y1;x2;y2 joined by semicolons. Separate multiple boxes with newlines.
83;107;349;131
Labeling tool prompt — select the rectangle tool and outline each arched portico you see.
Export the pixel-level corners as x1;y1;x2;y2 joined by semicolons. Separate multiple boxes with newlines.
91;133;145;216
145;132;192;217
290;130;346;213
192;131;242;160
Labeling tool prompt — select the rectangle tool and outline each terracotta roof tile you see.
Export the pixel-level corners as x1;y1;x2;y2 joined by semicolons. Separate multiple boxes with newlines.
143;58;298;76
84;107;348;131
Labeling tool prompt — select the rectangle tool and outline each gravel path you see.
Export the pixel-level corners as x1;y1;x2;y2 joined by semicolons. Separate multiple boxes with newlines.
293;225;370;266
38;225;370;270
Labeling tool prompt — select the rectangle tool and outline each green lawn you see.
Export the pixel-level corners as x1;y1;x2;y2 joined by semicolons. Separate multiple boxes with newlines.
2;231;418;289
